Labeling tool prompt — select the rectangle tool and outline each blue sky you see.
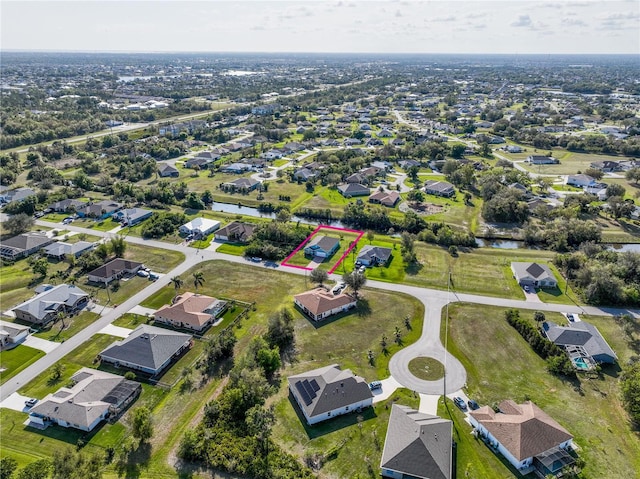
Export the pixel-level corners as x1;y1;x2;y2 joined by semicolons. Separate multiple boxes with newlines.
2;1;639;54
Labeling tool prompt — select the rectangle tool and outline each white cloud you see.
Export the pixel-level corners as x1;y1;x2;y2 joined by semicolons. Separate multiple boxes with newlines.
511;14;533;27
562;17;587;27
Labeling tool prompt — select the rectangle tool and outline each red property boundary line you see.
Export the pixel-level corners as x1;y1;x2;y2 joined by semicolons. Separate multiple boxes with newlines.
280;225;364;274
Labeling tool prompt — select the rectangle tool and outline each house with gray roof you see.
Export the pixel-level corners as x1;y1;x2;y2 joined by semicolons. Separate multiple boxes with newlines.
113;208;154;226
28;368;140;432
380;405;452;479
288;364;373;425
221;177;260;192
47;198;87;213
87;258;143;285
511;262;558;289
338;183;370;198
424;180;455;198
99;325;192;376
542;320;617;364
221;162;252;174
0;187;36;204
357;245;393;267
214;221;256;243
76;200;122;219
12;284;89;326
304;235;340;259
0;232;55;261
0;320;29;350
158;163;179;178
43;241;95;260
293;167;317;181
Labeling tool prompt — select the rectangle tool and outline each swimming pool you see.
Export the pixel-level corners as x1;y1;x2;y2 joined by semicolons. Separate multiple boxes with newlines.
572;357;590;370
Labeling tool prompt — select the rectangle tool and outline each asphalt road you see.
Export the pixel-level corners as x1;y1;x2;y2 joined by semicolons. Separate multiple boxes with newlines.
2;219;639;401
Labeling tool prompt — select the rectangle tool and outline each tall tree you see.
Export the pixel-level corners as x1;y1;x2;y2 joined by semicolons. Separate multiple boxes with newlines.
309;268;328;286
131;406;154;443
193;271;205;291
342;271;366;299
109;236;126;258
5;213;34;235
170;276;184;292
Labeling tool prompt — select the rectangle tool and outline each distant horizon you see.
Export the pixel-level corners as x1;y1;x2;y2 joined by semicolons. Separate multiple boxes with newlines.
2;49;638;57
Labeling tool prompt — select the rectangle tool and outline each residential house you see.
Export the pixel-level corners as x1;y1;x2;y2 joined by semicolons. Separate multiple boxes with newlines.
179;218;220;237
469;400;574;477
76;200;122;219
506;145;523;153
566;174;595;188
508;182;531;198
113;208;154;226
0;320;29;350
87;258;143;285
184;157;213;169
221;162;252;174
0;187;36;204
360;166;382;178
399;159;421;170
590;160;620;173
214;221;256;243
221;177;260;192
12;284;89;326
0;232;55;261
99;325;193;376
158;163;179;178
193;151;221;162
43;241;95;260
294;288;357;322
47;198;86;213
154;292;227;332
345;173;366;184
526;155;559;165
356;245;393;267
380;405;452;479
304;235;340;259
28;368;141;432
585;183;608;200
288;364;373;425
282;142;305;153
338;183;370;198
261;149;284;160
293;167;317;181
377;129;393;138
369;190;400;207
424;180;455;198
542;320;617;364
511;262;558;289
344;138;362;146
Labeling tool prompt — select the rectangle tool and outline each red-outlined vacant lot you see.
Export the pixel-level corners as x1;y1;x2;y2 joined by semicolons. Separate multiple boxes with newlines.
281;225;364;274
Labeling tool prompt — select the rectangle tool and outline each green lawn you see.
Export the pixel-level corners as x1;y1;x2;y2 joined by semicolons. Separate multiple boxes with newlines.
31;311;100;342
111;312;147;329
273;388;419;479
0;345;45;385
443;303;640;478
285;230;363;272
408;357;445;380
140;287;177;310
510;150;631;176
215;242;246;256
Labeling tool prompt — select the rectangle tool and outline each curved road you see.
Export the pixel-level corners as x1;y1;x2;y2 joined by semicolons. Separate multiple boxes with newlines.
2;219;639;402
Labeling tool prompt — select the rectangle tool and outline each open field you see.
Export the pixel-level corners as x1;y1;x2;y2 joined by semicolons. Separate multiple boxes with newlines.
443;303;640;478
0;345;45;385
506;150;634;176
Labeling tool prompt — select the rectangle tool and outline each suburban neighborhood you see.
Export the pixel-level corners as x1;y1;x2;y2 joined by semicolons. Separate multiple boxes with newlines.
1;36;640;479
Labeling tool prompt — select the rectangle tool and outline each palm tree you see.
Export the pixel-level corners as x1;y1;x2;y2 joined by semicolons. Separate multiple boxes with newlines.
56;311;66;330
394;326;402;344
170;276;184;293
193;271;205;291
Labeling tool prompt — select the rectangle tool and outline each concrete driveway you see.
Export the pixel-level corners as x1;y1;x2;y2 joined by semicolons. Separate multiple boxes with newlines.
1;392;35;413
23;336;59;354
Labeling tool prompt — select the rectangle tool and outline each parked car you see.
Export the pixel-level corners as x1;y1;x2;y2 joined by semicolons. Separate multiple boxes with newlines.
358;265;366;274
24;398;38;408
148;272;160;281
467;399;480;410
368;381;382;391
34;211;45;218
567;313;576;321
250;257;262;263
62;217;74;225
524;285;531;293
332;282;346;294
137;270;150;278
453;396;467;411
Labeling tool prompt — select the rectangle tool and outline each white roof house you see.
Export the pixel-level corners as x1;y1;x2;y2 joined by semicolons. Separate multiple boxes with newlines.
179;218;221;237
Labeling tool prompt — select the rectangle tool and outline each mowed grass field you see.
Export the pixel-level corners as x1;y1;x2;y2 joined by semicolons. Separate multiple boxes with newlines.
0;345;45;385
444;303;640;478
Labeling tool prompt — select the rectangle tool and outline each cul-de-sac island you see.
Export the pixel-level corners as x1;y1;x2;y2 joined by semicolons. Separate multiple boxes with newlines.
1;47;640;479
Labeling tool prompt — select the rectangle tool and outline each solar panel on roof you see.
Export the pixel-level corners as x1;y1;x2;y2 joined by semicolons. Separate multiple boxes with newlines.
302;379;317;399
309;379;320;392
295;381;312;405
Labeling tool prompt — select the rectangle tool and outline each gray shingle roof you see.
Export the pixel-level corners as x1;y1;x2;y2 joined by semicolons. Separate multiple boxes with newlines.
381;405;452;479
0;232;54;256
305;235;339;253
543;321;617;362
288;364;372;419
511;262;556;283
12;284;88;321
87;258;143;280
99;325;192;373
357;245;392;264
43;241;94;257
